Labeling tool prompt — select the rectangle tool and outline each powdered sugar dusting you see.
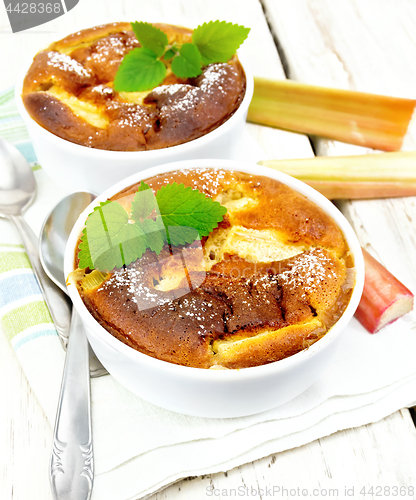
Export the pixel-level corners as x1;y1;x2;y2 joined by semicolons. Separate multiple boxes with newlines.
199;64;230;95
46;51;91;77
151;63;237;115
183;167;228;193
91;84;115;97
279;249;338;298
107;102;155;129
101;266;171;310
151;84;190;97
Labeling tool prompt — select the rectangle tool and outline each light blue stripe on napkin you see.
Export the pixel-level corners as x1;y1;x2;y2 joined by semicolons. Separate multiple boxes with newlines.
0;272;42;307
0;243;55;347
0;87;38;166
0;89;57;350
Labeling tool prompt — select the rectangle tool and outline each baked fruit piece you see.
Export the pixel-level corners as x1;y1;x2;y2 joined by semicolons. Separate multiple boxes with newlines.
75;168;355;369
22;22;246;151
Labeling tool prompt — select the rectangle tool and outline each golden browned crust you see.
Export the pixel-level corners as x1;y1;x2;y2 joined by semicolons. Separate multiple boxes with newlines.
22;22;246;151
50;22;134;50
212;319;324;369
76;169;354;369
112;169;347;256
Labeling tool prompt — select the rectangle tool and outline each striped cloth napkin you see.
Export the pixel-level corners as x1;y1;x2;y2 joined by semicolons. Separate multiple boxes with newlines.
0;88;56;351
1;87;416;500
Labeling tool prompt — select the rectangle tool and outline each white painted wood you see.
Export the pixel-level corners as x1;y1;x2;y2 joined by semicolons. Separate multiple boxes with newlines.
258;0;416;494
1;0;416;499
0;330;53;500
261;0;416;293
149;409;416;500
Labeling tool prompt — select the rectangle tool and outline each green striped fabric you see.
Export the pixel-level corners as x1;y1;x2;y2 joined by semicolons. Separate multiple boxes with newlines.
0;89;56;349
0;249;31;273
2;301;53;340
0;87;38;165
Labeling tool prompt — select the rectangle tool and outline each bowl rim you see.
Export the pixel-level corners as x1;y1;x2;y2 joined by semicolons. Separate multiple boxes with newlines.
64;158;365;381
14;23;254;159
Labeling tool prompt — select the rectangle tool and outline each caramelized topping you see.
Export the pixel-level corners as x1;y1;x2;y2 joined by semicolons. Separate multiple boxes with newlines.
22;23;246;151
75;169;353;369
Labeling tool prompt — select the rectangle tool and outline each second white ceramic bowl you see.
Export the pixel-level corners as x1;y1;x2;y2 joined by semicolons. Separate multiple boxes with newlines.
15;52;253;194
64;159;364;418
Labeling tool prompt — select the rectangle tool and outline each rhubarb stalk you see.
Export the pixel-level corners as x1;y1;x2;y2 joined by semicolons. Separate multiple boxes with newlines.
259;152;416;199
355;248;414;333
248;77;416;152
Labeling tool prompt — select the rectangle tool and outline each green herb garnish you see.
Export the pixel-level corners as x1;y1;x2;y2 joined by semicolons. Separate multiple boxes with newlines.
78;182;227;272
113;20;250;92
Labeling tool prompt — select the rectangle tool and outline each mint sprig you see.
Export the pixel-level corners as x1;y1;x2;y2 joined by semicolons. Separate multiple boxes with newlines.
78;201;147;271
113;20;250;92
78;182;227;272
114;47;166;92
132;21;168;57
171;43;202;79
193;21;251;65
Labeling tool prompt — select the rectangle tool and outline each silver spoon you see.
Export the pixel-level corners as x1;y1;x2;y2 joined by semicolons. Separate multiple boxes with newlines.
40;192;112;500
39;194;108;377
0;138;93;498
0;137;99;500
0;137;71;346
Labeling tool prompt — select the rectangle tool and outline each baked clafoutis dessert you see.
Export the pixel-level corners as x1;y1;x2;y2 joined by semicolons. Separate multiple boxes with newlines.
21;22;247;151
69;168;355;370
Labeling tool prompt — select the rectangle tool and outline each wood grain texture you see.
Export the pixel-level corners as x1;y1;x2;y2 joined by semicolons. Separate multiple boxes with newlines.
0;331;53;500
1;0;416;499
149;410;416;500
261;0;416;294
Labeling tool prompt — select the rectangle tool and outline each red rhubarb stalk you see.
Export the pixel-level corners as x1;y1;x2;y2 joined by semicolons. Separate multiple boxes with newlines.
355;248;414;333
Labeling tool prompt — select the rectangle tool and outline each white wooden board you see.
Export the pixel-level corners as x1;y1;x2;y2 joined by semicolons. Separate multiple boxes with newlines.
1;1;416;499
262;0;416;292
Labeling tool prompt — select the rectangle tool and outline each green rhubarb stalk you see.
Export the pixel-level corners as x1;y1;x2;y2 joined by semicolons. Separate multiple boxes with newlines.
248;78;416;152
259;152;416;199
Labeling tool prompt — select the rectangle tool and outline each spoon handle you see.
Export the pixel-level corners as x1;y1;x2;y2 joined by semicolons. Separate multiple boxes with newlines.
50;307;93;500
10;214;71;347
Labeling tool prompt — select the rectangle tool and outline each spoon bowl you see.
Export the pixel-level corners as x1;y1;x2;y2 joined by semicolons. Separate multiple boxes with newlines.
40;192;96;293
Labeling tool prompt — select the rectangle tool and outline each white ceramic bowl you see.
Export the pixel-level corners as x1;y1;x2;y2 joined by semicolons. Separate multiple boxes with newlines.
64;159;364;418
15;49;253;194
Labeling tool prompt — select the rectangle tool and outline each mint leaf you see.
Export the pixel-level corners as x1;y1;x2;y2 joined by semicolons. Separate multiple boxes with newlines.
131;21;168;57
192;21;250;65
78;201;112;270
107;223;147;269
114;20;249;93
163;48;176;60
138;181;151;192
130;181;157;221
156;183;227;236
79;201;147;271
78;182;227;272
78;227;93;270
166;226;200;247
113;47;166;92
139;218;166;254
171;43;202;78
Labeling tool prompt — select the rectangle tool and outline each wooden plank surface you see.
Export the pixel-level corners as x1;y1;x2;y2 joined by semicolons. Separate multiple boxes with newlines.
1;0;416;499
261;0;416;292
152;409;416;499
